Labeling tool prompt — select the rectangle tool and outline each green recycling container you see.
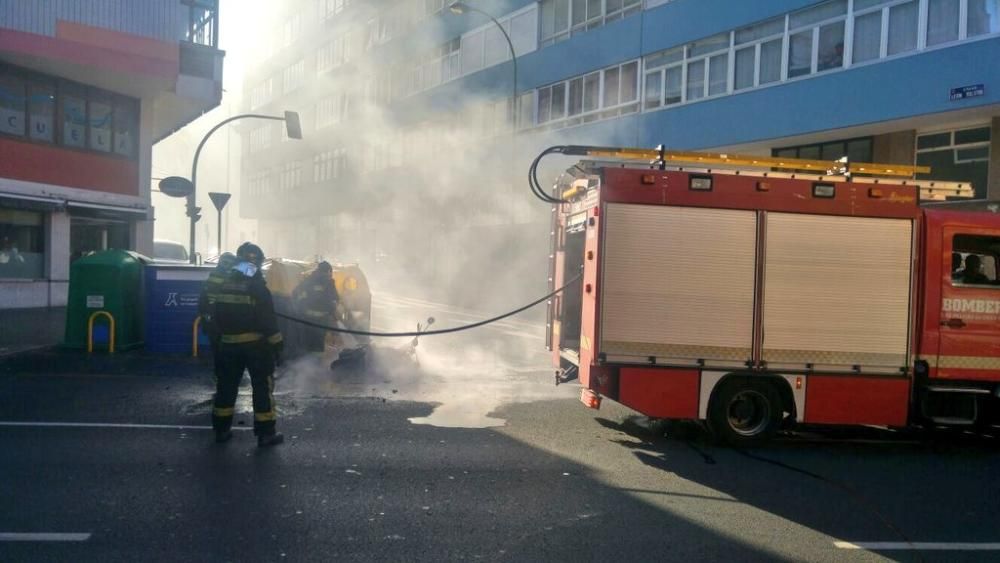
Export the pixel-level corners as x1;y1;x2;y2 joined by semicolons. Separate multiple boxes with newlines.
64;250;147;351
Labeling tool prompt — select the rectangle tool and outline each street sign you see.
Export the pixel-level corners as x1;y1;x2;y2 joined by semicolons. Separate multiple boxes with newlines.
950;84;985;101
208;192;232;211
158;176;194;198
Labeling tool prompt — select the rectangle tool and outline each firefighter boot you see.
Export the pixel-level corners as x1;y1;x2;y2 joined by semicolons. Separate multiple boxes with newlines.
215;430;233;444
257;432;285;448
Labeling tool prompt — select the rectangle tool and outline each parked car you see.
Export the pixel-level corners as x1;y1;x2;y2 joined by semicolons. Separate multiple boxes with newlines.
153;239;189;264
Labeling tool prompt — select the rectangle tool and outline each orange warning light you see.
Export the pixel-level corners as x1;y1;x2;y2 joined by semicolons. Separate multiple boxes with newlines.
580;389;602;409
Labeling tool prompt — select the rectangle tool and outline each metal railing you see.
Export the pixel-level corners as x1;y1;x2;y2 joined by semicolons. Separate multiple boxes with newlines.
87;311;116;354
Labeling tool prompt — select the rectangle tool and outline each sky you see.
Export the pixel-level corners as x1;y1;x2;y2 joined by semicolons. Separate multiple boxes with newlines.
151;0;262;257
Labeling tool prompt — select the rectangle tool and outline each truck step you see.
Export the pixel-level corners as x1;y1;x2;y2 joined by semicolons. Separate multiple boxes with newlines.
928;416;976;426
925;386;991;395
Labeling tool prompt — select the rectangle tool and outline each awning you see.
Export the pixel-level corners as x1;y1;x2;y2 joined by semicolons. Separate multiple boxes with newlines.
67;201;150;220
0;192;66;212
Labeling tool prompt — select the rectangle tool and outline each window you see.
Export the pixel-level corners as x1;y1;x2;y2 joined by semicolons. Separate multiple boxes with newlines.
927;0;961;46
281;14;301;49
333;147;348;178
250;77;274;109
181;0;218;47
539;0;639;45
461;6;538;77
317;42;338;74
88;95;112;152
0;209;44;279
283;60;305;93
247;170;272;197
365;15;393;50
402;39;462;96
887;1;919;54
113;98;136;156
324;0;350;18
642;46;682;109
460;31;485;76
772;137;874;169
279;161;303;191
61;85;86;148
1;65;139;157
968;0;1000;36
639;0;1000;113
29;80;54;143
247;124;272;153
787;0;847;77
917;126;991;198
951;235;1000;286
314;151;334;182
0;73;25;137
853;0;919;63
535;60;638;128
734;17;784;90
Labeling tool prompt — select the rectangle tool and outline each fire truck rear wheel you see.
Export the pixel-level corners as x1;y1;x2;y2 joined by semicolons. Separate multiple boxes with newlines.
709;379;784;446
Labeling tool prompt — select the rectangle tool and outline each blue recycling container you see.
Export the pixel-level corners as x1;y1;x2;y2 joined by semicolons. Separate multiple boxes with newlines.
144;264;214;355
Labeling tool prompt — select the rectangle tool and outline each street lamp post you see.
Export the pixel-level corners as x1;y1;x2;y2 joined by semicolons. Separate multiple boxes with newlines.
449;2;519;222
187;110;302;263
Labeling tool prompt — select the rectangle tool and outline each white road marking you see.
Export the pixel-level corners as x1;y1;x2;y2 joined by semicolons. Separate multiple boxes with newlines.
835;542;1000;551
0;533;91;541
0;421;252;431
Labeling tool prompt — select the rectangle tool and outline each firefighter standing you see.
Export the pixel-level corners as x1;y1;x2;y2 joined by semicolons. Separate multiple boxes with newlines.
210;242;285;447
199;252;238;377
292;261;339;353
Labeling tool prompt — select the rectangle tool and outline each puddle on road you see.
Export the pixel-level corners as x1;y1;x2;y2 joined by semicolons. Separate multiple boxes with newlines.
276;338;574;429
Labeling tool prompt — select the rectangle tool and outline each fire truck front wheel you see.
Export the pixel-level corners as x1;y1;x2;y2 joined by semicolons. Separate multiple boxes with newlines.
708;379;784;446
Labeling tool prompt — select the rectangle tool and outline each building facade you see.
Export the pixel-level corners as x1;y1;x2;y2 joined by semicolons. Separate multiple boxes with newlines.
0;0;224;308
239;0;1000;306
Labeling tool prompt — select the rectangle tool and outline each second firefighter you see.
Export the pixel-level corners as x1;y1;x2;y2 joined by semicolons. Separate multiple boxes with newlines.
292;261;339;354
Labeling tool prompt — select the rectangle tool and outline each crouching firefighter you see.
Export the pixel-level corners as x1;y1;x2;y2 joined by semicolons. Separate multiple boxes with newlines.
210;242;285;447
292;261;339;354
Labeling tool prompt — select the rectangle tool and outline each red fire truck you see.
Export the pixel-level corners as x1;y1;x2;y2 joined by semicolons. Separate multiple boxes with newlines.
544;145;1000;444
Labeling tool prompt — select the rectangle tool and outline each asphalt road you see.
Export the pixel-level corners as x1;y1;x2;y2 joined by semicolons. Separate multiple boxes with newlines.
2;293;999;562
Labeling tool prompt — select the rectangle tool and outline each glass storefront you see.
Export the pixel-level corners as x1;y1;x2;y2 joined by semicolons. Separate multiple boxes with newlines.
0;208;45;279
69;216;131;265
917;125;991;198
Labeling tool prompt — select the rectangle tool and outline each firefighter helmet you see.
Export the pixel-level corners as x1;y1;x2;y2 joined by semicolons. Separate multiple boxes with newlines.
236;242;265;267
217;252;238;270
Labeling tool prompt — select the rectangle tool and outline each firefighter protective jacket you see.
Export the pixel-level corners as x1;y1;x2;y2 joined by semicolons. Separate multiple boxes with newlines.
208;267;283;346
198;268;229;335
292;271;339;320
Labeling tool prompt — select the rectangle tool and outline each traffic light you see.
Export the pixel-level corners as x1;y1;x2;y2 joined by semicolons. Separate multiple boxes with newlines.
187;206;202;222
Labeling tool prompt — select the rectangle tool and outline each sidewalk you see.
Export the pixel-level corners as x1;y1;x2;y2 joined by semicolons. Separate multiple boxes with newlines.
0;307;66;357
0;306;213;376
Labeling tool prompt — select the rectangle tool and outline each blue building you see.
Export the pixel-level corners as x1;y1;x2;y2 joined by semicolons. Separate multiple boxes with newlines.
240;0;999;304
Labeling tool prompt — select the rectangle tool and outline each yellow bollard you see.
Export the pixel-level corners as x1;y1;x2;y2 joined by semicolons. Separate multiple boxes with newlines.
87;311;115;354
192;316;202;358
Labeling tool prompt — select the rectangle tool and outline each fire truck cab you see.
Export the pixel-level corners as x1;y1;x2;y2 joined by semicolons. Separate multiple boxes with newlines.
546;147;1000;444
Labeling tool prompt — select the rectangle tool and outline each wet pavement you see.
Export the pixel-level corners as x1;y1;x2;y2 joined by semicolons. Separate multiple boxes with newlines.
0;307;65;357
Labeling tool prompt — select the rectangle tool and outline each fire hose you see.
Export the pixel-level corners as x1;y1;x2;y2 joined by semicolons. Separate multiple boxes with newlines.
274;273;582;338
